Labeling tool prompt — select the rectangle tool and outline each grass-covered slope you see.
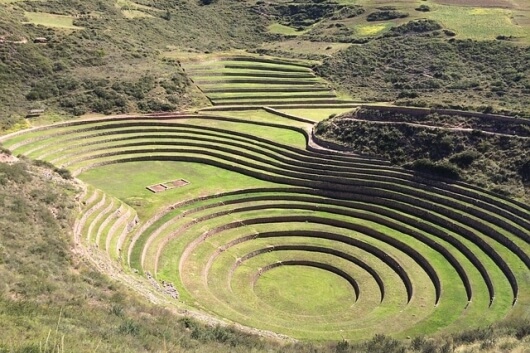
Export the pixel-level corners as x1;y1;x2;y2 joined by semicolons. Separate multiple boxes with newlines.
182;54;356;107
2;113;529;341
0;0;269;123
314;107;530;201
315;37;530;116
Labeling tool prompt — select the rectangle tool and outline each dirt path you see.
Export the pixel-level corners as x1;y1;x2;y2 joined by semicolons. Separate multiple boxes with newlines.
0;153;18;164
342;118;530;138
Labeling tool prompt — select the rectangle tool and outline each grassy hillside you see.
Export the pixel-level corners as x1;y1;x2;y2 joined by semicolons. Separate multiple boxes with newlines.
315;36;530;117
0;0;268;126
1;0;530;128
1;0;530;351
0;155;529;352
315;107;530;202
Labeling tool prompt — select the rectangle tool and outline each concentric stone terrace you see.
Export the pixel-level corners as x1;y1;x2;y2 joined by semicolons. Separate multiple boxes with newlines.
2;112;528;340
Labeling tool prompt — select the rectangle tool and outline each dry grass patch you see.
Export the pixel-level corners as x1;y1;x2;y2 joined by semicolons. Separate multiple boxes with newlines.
23;12;83;30
433;0;517;9
355;22;392;36
121;9;153;19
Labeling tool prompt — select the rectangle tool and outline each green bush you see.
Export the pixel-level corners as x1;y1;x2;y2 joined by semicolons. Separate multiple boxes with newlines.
454;326;494;344
390;20;442;35
0;145;11;156
449;150;480;168
364;334;405;353
515;320;530;339
415;5;430;12
519;160;530;182
366;10;408;22
55;168;73;180
408;159;460;180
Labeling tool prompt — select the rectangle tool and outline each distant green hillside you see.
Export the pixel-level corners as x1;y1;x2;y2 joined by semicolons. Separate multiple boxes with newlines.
0;0;268;124
1;0;530;129
316;36;530;117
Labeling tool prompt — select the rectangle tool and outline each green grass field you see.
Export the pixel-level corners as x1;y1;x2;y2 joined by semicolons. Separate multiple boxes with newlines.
312;0;530;44
1;110;528;341
268;23;308;36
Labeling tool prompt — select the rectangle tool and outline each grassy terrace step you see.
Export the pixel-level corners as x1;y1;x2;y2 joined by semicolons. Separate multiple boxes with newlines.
148;196;511;298
225;56;313;68
86;197;115;244
106;205;132;257
7;117;524;238
210;99;357;106
73;186;100;240
160;214;490;338
208;92;338;100
194;78;322;85
55;144;530;238
142;190;520;338
3;118;389;168
2;113;529;341
201;87;332;94
136;193;498;302
189;71;317;79
200;103;360;111
95;201;124;250
6;117;524;241
184;61;311;72
75;185;138;261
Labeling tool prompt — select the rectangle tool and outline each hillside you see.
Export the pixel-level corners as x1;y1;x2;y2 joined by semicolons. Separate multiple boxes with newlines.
314;107;530;202
0;0;530;351
1;0;530;126
0;0;268;124
315;36;530;117
0;158;529;353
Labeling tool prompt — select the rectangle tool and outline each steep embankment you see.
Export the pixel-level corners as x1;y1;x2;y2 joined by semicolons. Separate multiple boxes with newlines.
315;107;530;201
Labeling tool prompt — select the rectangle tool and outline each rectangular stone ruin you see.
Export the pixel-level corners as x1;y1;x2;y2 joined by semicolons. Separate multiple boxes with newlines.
146;179;189;193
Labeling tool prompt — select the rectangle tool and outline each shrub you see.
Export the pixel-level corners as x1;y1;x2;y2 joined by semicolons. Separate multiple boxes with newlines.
118;319;140;336
390;20;442;35
415;5;430;12
454;326;494;344
364;334;405;353
33;159;55;169
518;160;530;182
515;320;530;339
410;336;427;351
449;150;480;168
408;159;460;180
397;90;419;99
367;10;408;22
55;168;73;180
0;145;11;156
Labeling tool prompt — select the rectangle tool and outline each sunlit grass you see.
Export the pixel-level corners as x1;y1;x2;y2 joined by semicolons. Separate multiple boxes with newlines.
23;12;83;29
